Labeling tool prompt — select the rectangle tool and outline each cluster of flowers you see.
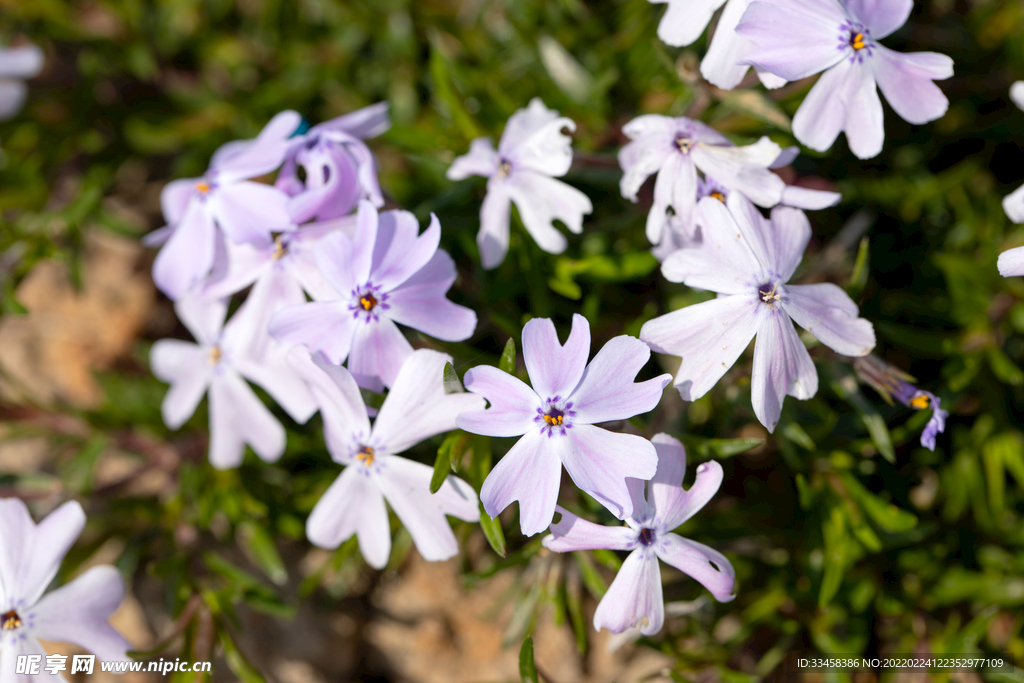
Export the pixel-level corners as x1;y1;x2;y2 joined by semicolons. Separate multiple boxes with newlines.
19;0;1024;662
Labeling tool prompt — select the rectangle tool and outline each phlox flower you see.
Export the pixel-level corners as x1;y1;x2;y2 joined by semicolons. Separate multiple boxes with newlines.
0;44;43;120
456;314;672;536
446;98;593;269
737;0;953;159
700;0;788;90
853;355;947;451
276;103;390;223
543;434;734;635
150;111;302;300
618;114;787;246
998;82;1024;277
269;201;477;393
0;499;130;671
290;349;483;568
151;293;316;469
641;193;875;432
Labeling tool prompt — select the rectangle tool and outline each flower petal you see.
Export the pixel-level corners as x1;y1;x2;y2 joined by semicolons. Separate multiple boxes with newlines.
618;129;674;202
781;186;842;210
921;398;948;451
0;45;44;79
287;348;370;462
846;0;912;39
315;102;391;139
734;199;811;282
562;425;659;520
654;534;736;602
873;47;952;127
213;110;302;181
268;301;356;365
691;138;785;208
523;313;591;400
593;549;664;636
207;372;286;468
151;340;210;429
32;566;130;661
791;58;858;154
657;460;725;532
569;336;671;425
647;152;697;245
161;178;199;227
0;499;85;608
447;137;499;180
1003;184;1024;225
315;201;378;296
506;172;591;253
498;98;562;158
386;251;478;342
210;181;289;244
654;0;726;48
306;466;392;569
543;506;638;552
701;0;772;90
370;211;441;292
152;199;217;300
507;116;576;177
458;366;541;437
1012;82;1024;112
750;309;818;432
783;282;876;356
372;349;486;454
666;195;762;291
998;245;1024;278
348;315;414;391
843;68;885;160
378;456;479;562
480;428;562;536
737;1;846;81
646;433;685;521
640;294;761;401
478;180;512;269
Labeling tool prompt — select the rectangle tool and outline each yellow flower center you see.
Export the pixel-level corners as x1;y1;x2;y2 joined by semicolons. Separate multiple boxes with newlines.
543;413;563;426
359;294;378;311
272;235;287;260
208;346;222;365
851;33;865;50
710;191;726;203
1;610;22;630
195;181;211;194
910;394;931;410
760;282;782;310
356;446;375;466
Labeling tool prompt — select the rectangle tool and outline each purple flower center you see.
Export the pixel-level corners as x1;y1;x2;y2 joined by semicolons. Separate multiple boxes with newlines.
1;610;21;631
349;283;389;323
638;528;655;546
535;397;575;437
838;21;874;63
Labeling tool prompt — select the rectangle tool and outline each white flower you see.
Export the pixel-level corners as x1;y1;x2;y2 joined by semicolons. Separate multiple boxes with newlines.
0;499;130;672
447;98;593;269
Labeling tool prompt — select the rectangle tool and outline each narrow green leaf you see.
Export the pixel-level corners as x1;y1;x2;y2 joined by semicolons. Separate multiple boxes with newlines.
218;629;267;683
987;347;1024;386
479;503;506;557
839;473;918;532
430;440;453;494
500;338;517;374
443;361;464;393
237;522;288;586
565;564;587;653
846;236;870;296
827;365;895;462
681;436;764;459
519;636;539;683
574;551;607;599
819;506;849;606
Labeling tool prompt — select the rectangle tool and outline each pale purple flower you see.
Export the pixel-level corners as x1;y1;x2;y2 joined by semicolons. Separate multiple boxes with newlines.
648;0;724;48
150;111;302;300
853;355;947;451
999;82;1024;277
0;44;43;120
701;0;788;90
268;201;477;393
446;98;593;269
151;292;316;469
456;314;672;536
641;193;876;432
543;434;734;635
276;103;390;224
0;499;130;673
737;0;954;160
618;115;786;246
290;349;483;568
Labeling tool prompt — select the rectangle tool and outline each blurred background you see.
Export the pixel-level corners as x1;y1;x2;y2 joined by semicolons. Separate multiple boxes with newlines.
2;0;1024;681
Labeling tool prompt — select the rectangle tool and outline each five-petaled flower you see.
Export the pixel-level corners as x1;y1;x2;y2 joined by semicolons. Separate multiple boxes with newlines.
290;348;484;568
268;201;477;392
276;103;390;223
151;293;316;469
543;434;735;635
737;0;954;159
149;110;301;299
641;193;875;432
446;98;593;269
0;499;130;668
456;314;672;536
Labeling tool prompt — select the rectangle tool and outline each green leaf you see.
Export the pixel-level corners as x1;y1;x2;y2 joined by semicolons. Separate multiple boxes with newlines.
237;522;288;586
827;365;895;462
987;347;1024;386
218;628;267;683
681;436;764;459
846;236;871;297
519;636;539;683
360;387;385;412
500;338;517;374
430;443;452;494
479;503;506;557
443;361;464;393
839;473;918;532
574;551;607;599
